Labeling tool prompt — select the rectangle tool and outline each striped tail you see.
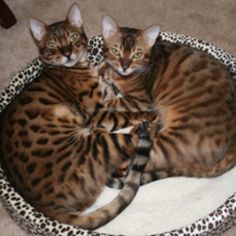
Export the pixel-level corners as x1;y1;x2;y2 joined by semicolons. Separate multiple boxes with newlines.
107;172;160;189
63;121;152;230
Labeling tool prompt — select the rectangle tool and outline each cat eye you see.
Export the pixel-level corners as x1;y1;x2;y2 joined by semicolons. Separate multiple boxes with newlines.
133;52;143;59
47;41;58;49
110;47;120;56
70;32;79;42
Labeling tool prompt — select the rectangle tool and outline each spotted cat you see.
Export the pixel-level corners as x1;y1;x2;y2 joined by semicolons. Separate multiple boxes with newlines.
101;15;236;185
0;5;152;230
98;16;159;114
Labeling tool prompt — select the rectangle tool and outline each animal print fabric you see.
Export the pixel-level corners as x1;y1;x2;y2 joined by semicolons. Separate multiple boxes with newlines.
0;33;236;236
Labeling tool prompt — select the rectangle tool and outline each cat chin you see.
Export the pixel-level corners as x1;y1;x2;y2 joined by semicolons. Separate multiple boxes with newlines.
106;60;133;77
63;60;78;67
62;53;84;67
116;69;135;77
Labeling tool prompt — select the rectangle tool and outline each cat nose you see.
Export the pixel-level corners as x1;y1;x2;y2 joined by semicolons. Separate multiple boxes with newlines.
63;51;72;58
61;46;72;58
122;65;129;71
121;59;131;71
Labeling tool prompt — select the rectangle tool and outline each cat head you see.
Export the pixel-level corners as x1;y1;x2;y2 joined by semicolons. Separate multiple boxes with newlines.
102;16;160;76
29;4;88;67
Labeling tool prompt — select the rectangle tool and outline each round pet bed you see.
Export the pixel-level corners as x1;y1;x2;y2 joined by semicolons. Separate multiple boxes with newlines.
0;32;236;236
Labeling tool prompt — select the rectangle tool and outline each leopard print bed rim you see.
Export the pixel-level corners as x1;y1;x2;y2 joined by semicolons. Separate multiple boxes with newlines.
0;32;236;236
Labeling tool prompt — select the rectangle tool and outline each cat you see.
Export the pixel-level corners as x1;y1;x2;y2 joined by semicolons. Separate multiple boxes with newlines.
0;4;152;230
101;15;236;185
98;16;159;114
90;15;160;137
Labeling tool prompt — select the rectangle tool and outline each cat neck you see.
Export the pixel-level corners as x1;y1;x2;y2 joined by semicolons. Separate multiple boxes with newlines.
104;64;149;93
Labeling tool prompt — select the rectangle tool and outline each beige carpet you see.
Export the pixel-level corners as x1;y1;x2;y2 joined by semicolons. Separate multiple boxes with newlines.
0;0;235;235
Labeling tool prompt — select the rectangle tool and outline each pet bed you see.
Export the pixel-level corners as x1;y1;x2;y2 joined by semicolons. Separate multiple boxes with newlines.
0;32;236;236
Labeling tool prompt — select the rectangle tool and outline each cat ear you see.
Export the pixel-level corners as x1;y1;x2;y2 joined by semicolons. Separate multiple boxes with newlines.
29;18;47;42
66;4;83;28
142;25;160;48
102;15;119;40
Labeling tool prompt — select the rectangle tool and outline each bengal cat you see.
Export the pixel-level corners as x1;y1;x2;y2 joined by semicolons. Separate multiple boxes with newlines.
0;5;152;230
90;16;160;139
101;15;236;186
98;16;161;114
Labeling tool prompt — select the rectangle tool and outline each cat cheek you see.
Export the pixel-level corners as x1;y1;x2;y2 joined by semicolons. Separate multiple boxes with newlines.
47;53;63;63
41;51;53;63
70;52;79;61
137;60;147;68
56;54;63;60
115;61;121;67
106;58;117;67
70;48;77;57
116;64;123;72
61;57;68;64
75;45;85;56
72;46;78;52
108;52;118;60
45;49;58;58
44;56;57;65
70;54;76;60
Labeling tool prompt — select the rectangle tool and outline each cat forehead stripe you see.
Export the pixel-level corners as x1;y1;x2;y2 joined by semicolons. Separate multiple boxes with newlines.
50;23;68;38
121;28;140;51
